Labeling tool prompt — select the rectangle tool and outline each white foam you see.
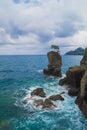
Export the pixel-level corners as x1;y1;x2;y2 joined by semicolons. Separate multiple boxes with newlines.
36;69;43;73
15;79;68;112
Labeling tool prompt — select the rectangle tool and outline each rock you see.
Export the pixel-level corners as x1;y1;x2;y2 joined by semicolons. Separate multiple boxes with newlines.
43;49;62;77
80;48;87;69
48;93;64;101
42;99;56;109
75;70;87;117
59;77;68;86
31;88;46;97
66;66;85;88
34;99;43;107
59;66;85;89
68;88;79;96
80;70;87;100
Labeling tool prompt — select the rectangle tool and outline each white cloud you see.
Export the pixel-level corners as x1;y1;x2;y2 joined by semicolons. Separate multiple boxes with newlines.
0;0;87;54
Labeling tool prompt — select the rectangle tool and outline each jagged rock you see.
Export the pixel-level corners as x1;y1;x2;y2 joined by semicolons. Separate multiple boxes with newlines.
80;70;87;100
80;48;87;69
66;66;85;88
48;92;65;101
59;77;68;86
31;88;46;97
42;99;56;109
75;70;87;118
68;88;79;96
34;99;43;107
59;66;85;89
43;50;62;77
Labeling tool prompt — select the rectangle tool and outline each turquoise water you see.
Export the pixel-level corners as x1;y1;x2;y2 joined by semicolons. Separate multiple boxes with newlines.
0;55;87;130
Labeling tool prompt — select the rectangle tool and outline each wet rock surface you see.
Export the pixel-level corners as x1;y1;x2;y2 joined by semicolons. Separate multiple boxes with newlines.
48;92;65;101
31;88;46;97
42;99;56;109
24;88;65;109
68;88;79;96
34;99;43;107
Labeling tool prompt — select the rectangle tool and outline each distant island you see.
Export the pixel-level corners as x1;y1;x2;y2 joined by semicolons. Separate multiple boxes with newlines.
65;47;85;55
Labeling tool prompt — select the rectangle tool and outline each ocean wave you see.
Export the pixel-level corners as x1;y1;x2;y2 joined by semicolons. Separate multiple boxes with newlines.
14;84;67;113
36;69;43;73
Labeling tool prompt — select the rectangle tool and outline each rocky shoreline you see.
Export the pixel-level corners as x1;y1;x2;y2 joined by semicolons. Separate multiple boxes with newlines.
24;46;87;117
59;48;87;118
43;46;87;118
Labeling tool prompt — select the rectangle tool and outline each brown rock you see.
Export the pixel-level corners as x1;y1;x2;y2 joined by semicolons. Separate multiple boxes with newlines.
59;77;68;86
80;48;87;69
34;99;43;107
68;88;79;96
66;66;85;88
42;99;56;109
49;93;64;101
80;70;87;100
75;70;87;118
31;88;46;97
43;49;62;77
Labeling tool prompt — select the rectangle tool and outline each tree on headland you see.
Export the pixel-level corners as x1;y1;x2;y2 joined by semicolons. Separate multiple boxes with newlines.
51;45;60;53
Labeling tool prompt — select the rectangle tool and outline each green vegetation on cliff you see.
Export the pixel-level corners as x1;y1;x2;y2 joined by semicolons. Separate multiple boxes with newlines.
65;47;85;55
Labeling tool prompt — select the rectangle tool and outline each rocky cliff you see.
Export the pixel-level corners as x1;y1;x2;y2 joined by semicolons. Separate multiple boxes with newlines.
43;50;62;77
59;47;87;118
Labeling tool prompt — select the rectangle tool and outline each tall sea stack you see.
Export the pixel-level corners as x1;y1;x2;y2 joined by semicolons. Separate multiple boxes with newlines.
43;45;62;77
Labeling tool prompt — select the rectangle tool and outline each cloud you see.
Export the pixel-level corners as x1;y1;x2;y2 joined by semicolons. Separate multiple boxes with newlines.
0;0;87;54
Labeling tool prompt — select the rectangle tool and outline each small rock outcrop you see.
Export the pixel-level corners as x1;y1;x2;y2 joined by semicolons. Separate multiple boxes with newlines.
43;45;62;77
59;47;87;117
48;92;65;101
31;88;46;97
42;99;56;109
24;88;65;109
34;99;43;107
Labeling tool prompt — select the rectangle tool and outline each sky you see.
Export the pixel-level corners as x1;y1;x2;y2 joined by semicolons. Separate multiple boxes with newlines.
0;0;87;55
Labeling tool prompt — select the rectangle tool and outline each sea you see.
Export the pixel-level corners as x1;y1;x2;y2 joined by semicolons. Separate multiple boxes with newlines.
0;55;87;130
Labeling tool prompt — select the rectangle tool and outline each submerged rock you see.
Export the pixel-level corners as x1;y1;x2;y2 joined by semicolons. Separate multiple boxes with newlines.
31;88;46;97
43;46;62;77
0;120;12;130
